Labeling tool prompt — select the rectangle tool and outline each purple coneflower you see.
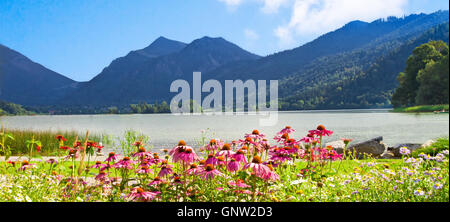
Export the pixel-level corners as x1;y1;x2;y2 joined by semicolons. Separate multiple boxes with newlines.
216;144;235;159
46;158;57;165
232;149;248;164
136;165;153;174
95;171;108;182
148;177;164;186
112;157;135;170
205;154;218;165
186;163;201;175
177;148;199;165
132;147;152;159
201;139;224;152
244;130;266;141
105;152;120;163
274;133;290;143
158;164;174;178
309;125;333;137
243;156;271;179
200;164;224;181
91;161;107;169
19;161;35;171
278;126;295;135
128;187;160;202
227;158;241;172
228;179;251;188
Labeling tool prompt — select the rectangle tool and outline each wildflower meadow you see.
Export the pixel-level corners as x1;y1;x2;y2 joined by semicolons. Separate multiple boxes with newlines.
0;125;448;202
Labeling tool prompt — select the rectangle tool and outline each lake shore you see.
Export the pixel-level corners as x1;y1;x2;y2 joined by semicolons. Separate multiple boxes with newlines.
392;104;449;113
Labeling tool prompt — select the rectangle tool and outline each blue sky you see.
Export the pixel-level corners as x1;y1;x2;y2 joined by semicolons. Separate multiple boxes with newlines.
0;0;448;81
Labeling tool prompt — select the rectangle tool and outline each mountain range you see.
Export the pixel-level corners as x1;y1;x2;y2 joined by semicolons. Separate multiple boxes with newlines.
0;10;448;113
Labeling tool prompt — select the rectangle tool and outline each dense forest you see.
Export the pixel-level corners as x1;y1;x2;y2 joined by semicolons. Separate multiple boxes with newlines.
279;22;449;110
0;100;33;115
392;40;449;107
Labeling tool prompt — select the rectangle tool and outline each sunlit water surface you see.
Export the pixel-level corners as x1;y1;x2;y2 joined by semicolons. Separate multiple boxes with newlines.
1;109;448;153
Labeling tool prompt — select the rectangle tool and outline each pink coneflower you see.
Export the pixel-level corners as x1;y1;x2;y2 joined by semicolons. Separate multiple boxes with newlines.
264;164;280;181
200;164;224;181
228;179;251;188
205;154;218;165
284;138;300;147
148;177;164;186
128;187;160;202
328;150;343;161
244;130;266;141
216;144;235;158
158;165;174;178
105;152;120;162
201;139;224;152
278;126;295;135
95;171;108;181
216;156;226;166
132;141;144;148
309;125;333;137
341;138;353;146
91;161;107;169
243;156;271;179
46;158;57;165
170;140;194;163
100;163;112;172
177;148;199;165
269;148;292;162
227;158;241;172
186;163;201;175
239;137;258;147
136;165;153;174
232;149;248;164
112;157;135;170
274;133;290;144
19;161;35;171
132;147;152;159
300;135;317;144
152;153;164;164
172;176;184;185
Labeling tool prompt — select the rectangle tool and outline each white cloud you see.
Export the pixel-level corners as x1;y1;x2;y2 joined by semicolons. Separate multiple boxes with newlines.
275;0;409;47
219;0;244;7
244;29;260;40
218;0;290;14
274;26;295;47
260;0;291;14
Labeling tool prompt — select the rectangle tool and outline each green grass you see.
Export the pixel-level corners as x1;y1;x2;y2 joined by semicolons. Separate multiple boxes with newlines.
392;104;449;113
3;129;104;156
412;137;449;157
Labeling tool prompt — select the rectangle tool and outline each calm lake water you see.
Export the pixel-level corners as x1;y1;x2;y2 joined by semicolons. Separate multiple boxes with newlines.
1;109;448;151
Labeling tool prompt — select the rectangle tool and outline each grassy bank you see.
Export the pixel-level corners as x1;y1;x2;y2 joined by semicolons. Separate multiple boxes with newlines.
1;128;104;156
392;104;449;113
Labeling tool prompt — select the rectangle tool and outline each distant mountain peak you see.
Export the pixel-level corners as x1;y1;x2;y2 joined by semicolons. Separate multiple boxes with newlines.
134;36;187;58
343;20;368;29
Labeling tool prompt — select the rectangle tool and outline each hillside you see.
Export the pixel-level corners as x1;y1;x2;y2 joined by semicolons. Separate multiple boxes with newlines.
63;36;261;105
0;44;77;106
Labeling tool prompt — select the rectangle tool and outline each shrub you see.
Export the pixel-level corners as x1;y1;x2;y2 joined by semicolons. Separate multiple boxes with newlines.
412;137;449;157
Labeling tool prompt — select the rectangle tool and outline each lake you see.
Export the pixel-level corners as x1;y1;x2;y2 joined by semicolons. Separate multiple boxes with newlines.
1;109;448;151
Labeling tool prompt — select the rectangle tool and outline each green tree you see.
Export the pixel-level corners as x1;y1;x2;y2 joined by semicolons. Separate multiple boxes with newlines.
416;55;449;105
392;40;449;107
